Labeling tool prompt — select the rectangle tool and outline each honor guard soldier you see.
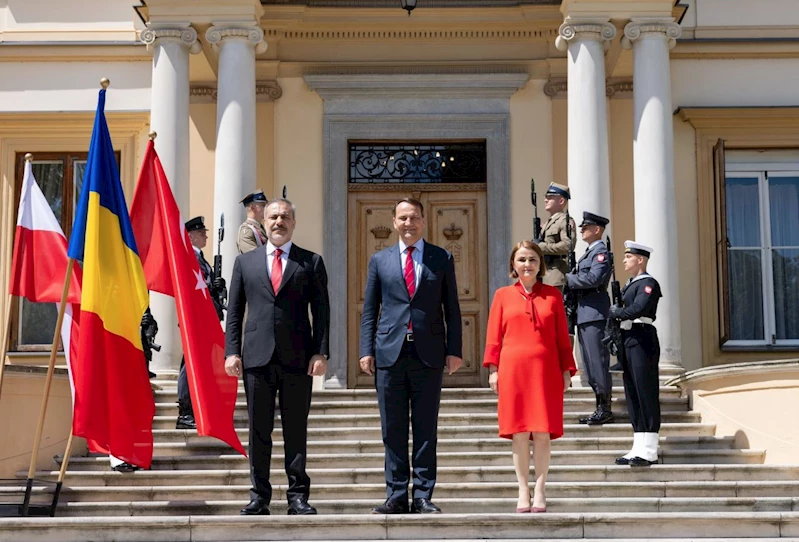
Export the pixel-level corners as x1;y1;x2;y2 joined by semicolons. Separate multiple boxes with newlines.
237;190;268;254
565;211;614;425
177;216;226;430
610;241;662;467
537;182;576;291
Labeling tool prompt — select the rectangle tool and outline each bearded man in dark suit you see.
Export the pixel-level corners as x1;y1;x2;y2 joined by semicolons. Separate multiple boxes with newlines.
225;198;330;516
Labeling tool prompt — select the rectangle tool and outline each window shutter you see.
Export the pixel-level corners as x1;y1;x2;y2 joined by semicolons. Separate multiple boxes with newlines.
712;138;731;345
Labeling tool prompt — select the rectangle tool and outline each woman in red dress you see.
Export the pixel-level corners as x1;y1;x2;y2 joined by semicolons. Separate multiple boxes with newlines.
483;241;577;513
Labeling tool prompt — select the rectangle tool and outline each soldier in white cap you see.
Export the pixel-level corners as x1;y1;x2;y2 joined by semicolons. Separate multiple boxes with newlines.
609;241;663;467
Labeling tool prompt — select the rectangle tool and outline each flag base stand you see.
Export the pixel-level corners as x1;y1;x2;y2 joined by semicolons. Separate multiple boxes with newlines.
0;478;62;517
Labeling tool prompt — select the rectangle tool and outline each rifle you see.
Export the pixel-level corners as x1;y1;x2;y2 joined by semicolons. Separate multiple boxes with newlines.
140;307;160;378
531;179;541;242
213;213;228;312
602;236;626;367
562;208;578;333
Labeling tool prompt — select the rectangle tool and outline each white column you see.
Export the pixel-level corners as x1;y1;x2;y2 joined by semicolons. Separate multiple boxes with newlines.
556;20;616;254
623;20;683;368
205;25;266;292
140;24;202;372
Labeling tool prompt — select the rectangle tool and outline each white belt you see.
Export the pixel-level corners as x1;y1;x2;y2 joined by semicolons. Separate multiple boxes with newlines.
620;317;654;330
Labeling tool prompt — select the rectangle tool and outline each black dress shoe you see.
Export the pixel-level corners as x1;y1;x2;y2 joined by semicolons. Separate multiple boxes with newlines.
614;456;631;466
240;499;271;515
629;457;656;467
371;499;409;514
111;462;140;473
609;362;623;372
176;414;196;430
288;498;317;515
411;498;442;514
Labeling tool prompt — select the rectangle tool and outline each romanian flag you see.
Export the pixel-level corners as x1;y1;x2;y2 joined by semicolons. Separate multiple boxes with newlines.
67;88;155;468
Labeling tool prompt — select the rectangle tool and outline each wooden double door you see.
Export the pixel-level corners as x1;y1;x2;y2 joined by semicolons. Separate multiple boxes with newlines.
347;186;488;388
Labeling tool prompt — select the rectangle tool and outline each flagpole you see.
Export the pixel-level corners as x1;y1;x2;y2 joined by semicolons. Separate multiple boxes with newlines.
0;152;36;402
57;432;75;483
0;292;12;400
25;258;75;481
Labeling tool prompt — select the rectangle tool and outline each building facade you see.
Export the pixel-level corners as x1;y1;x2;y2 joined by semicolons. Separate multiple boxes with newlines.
1;0;798;389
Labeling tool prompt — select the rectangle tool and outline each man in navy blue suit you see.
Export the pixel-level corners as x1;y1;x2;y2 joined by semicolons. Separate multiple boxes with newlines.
359;197;463;515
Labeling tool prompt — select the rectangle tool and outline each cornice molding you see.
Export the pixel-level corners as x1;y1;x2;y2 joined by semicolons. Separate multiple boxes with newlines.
665;359;799;388
543;79;567;98
140;25;202;54
676;107;799;129
205;25;268;54
262;0;559;5
622;20;682;50
555;20;616;52
256;80;283;101
304;73;530;99
190;81;283;103
606;79;633;98
543;78;633;99
276;28;556;41
303;64;533;76
190;86;218;104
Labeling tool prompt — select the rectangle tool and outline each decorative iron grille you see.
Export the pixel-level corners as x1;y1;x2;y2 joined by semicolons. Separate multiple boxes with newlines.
349;142;486;184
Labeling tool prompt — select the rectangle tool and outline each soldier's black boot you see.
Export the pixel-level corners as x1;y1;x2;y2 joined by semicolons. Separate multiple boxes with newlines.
579;395;600;424
587;394;615;425
176;399;197;430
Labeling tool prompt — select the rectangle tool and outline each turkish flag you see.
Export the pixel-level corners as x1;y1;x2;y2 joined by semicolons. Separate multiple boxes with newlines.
130;141;245;456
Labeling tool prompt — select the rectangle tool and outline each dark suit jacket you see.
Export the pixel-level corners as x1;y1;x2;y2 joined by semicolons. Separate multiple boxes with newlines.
565;240;611;325
225;243;330;372
359;241;462;369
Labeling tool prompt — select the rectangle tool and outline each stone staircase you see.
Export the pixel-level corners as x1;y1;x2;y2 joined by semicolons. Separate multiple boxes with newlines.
2;372;799;541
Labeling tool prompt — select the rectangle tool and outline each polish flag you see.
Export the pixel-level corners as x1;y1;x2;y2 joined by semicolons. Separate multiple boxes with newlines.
9;160;83;412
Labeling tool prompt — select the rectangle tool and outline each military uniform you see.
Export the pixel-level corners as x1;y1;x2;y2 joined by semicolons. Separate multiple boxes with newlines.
611;241;662;467
237;190;268;254
538;183;576;289
565;212;613;425
177;216;226;430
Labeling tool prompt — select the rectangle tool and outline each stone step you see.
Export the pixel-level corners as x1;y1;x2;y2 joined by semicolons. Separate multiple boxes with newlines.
1;513;796;542
144;436;735;457
51;496;799;516
151;411;702;430
29;464;799;487
153;397;690;417
152;422;717;443
48;480;799;503
152;386;684;402
0;511;799;542
61;449;765;471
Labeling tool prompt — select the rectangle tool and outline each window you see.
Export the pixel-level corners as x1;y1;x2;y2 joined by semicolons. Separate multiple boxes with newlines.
10;151;118;351
716;143;799;347
349;141;486;184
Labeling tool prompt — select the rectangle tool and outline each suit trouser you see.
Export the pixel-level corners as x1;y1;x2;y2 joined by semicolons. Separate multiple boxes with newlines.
376;340;444;501
243;359;313;504
621;325;661;432
177;357;191;405
577;321;611;396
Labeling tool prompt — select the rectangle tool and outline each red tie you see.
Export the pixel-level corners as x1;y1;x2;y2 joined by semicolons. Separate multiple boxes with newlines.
404;246;416;297
271;248;283;293
404;246;416;330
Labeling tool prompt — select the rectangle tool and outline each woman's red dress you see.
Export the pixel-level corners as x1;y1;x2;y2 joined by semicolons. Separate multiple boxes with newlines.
483;281;577;440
